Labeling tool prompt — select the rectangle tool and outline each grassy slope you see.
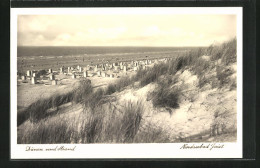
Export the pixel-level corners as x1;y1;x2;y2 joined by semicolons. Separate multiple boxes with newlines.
17;38;237;143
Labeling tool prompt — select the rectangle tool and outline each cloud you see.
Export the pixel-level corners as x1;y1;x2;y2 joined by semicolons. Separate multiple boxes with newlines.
142;26;161;36
17;14;237;46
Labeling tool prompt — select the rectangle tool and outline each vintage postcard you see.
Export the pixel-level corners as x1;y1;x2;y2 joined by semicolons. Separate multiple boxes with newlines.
10;7;243;159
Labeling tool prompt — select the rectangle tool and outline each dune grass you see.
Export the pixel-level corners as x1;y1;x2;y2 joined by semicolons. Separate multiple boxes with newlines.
216;65;234;88
105;38;236;92
209;38;237;65
119;101;144;142
18;99;173;144
18;38;237;143
134;123;171;143
83;88;105;111
72;79;93;103
18;76;135;127
151;85;180;109
18;100;156;144
140;38;236;108
106;83;117;95
115;76;135;91
18;117;73;144
18;91;74;125
17;79;92;126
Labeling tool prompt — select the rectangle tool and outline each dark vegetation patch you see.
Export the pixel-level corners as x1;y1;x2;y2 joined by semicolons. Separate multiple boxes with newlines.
151;78;180;110
36;69;47;76
216;66;234;88
106;83;117;95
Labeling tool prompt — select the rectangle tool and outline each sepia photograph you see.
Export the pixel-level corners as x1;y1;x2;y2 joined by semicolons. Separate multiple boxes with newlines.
10;7;243;159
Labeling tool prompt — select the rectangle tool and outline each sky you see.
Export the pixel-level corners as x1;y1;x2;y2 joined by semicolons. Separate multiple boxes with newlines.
17;14;236;47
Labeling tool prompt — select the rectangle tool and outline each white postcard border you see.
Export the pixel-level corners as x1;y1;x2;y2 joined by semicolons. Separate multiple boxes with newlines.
10;7;243;159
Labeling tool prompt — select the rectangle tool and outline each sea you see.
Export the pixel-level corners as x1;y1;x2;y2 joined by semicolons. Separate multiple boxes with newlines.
17;46;195;57
17;46;200;72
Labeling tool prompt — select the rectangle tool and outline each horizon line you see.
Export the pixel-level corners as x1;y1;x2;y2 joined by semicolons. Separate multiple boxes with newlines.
17;45;208;48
